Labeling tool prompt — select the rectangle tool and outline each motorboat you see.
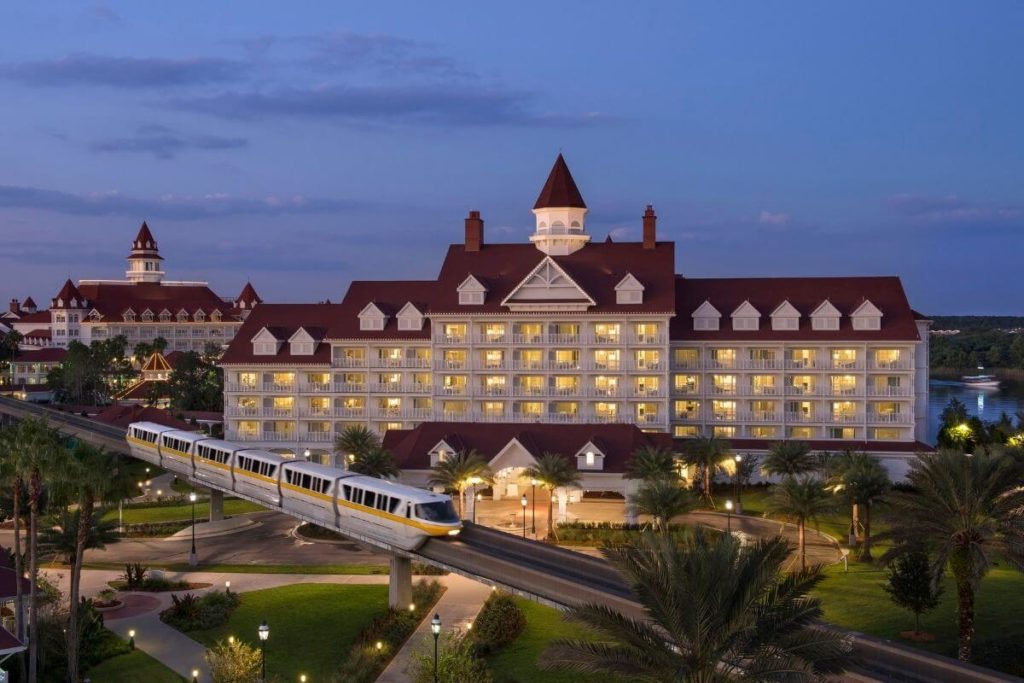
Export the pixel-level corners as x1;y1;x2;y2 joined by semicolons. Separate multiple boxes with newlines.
961;367;1000;388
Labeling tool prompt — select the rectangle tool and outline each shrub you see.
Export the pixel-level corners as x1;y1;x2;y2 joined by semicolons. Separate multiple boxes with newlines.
412;562;448;576
412;632;493;683
121;562;148;590
161;590;240;631
206;638;261;683
471;592;525;655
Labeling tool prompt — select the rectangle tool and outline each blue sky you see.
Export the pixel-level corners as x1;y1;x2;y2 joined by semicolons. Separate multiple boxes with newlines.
1;2;1021;313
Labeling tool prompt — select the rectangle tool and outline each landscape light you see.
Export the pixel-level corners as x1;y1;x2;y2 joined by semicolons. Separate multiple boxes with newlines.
192;669;199;683
409;603;416;612
376;641;383;651
189;491;197;503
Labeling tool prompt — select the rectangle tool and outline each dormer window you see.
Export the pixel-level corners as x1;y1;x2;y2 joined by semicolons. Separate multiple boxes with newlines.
457;275;487;306
288;328;316;356
397;302;424;331
194;310;206;322
811;300;841;331
575;441;606;470
252;328;282;356
730;301;760;331
358;303;387;331
851;299;883;331
429;440;456;467
615;273;644;305
123;309;136;322
159;309;172;322
89;310;102;321
770;301;800;331
692;301;721;331
210;310;222;322
177;310;189;323
141;309;154;322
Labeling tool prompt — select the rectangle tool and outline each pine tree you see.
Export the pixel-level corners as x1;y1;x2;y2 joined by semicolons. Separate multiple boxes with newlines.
883;550;943;634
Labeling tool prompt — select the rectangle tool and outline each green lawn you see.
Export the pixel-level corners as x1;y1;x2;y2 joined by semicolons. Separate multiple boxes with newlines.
102;498;264;524
87;649;184;683
814;558;1024;664
188;584;389;679
488;598;622;683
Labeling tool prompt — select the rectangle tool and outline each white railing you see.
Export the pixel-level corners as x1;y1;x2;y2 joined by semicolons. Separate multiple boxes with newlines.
511;334;544;344
434;359;468;370
479;386;510;396
333;407;366;418
371;357;430;369
740;359;783;370
867;386;913;397
671;359;701;370
785;386;818;397
473;333;509;344
629;334;666;345
301;432;334;443
671;386;699;396
868;412;914;424
331;357;366;368
709;386;737;395
262;383;296;393
225;406;260;417
785;359;821;370
437;385;468;396
298;407;333;418
869;359;913;370
225;383;259;392
433;334;467;345
741;411;780;422
333;382;366;393
747;386;780;396
299;382;332;393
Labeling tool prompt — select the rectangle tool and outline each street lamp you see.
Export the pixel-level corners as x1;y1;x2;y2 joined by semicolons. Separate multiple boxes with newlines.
192;669;199;683
188;491;198;566
303;449;311;461
520;494;528;538
530;478;538;535
128;629;135;650
258;619;269;682
725;499;734;534
733;454;744;514
431;613;442;683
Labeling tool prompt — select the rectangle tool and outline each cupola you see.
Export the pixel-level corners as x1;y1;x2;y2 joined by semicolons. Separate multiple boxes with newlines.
125;221;165;284
530;154;590;255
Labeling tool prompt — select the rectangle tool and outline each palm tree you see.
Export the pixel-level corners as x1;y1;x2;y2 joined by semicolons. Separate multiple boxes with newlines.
679;436;731;502
333;425;381;467
428;449;492;518
39;508;119;563
525;452;581;542
0;426;27;645
631;479;695;532
543;530;851;681
828;452;890;562
762;440;818;478
765;477;835;571
348;445;399;479
880;449;1024;663
624;445;678;482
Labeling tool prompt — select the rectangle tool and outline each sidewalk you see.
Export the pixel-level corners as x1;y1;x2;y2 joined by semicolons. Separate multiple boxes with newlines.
376;574;492;683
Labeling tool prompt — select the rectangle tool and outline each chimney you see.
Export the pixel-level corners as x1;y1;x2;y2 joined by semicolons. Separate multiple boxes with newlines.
465;210;484;252
9;299;19;315
642;205;657;249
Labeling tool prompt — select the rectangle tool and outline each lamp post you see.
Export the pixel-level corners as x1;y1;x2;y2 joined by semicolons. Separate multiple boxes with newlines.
191;669;199;683
431;613;442;683
725;499;734;534
520;494;527;538
733;454;744;514
128;629;135;650
530;478;537;535
188;491;198;566
258;619;269;682
303;448;311;462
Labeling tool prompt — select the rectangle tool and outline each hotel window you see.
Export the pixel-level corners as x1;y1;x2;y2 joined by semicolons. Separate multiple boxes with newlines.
482;323;506;342
309;397;330;414
712;375;736;394
341;373;365;387
441;375;467;393
482;376;506;394
518;350;544;369
378;397;402;415
788;427;815;439
237;421;259;437
790;375;815;394
516;323;543;342
635;349;660;369
593;349;620;370
378;372;401;387
751;375;776;395
831;349;857;369
713;426;736;438
634;376;659;395
307;372;329;385
751;400;775;419
593;323;620;342
159;311;171;322
482;401;505;417
636;403;659;420
712;400;737;420
551;323;580;340
674;425;699;438
749;348;777;367
595;402;618;419
674;374;698;394
789;348;816;368
874;427;901;440
442;400;468;416
874;349;902;368
413;397;432;413
517;376;544;395
381;422;402;432
553;376;579;395
518;401;544;417
634;323;659;342
238;396;258;409
412;372;430;387
674;400;700;419
594;375;619;396
673;348;700;368
307;422;330;435
337;347;364;363
271;396;293;410
830;375;857;395
238;372;258;388
340;397;364;410
443;349;467;368
482;349;505;368
831;401;857;420
378;347;402;362
750;426;778;439
710;348;736;368
829;427;856;439
874;401;900;416
442;323;467;342
552;401;579;416
787;401;813;417
553;349;579;369
271;372;295;387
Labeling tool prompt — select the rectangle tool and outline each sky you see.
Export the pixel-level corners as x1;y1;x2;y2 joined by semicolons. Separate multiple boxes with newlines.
0;2;1021;314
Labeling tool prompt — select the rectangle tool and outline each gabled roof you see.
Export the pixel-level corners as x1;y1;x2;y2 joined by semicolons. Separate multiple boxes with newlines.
220;304;344;365
288;327;324;343
692;300;721;318
13;347;66;363
74;282;238;321
811;299;842;317
140;351;172;373
94;404;197;430
851;299;883;317
251;326;283;343
500;256;596;307
533;154;587;210
731;300;760;318
236;281;262;306
22;297;36;309
614;273;644;291
51;279;85;309
770;300;801;318
397;302;424;317
457;275;487;292
358;302;389;319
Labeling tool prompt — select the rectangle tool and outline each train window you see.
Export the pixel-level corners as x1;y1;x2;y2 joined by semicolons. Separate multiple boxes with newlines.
342;485;352;501
352;488;363;505
405;503;411;518
364;492;376;509
389;498;401;514
376;496;387;511
415;501;459;523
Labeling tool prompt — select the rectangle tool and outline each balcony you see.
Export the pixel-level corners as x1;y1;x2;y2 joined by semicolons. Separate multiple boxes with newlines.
785;386;818;397
826;360;863;371
785;412;818;423
225;406;261;417
748;385;780;396
262;382;296;393
226;430;260;441
437;385;469;396
480;386;510;397
867;386;913;397
825;387;860;397
511;333;544;344
332;357;367;368
710;412;738;422
629;360;664;372
586;334;621;345
225;382;259;392
869;359;913;371
785;359;821;370
741;411;780;422
475;360;510;371
671;385;699;396
635;413;666;425
827;413;863;424
629;334;666;345
371;408;433;420
671;358;702;370
740;359;783;370
371;356;431;369
333;407;366;418
674;411;701;422
298;407;333;418
705;359;737;370
868;412;914;424
626;387;665;398
300;432;334;443
709;386;737;396
333;382;366;393
435;359;468;370
474;333;509;344
434;334;467;345
549;333;582;344
300;382;332;393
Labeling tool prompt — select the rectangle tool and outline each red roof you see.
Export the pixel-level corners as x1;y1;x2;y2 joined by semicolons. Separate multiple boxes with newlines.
163;350;187;369
129;221;162;259
383;421;673;472
93;405;197;430
686;438;934;455
10;311;50;324
114;380;169;401
236;281;263;307
51;279;86;310
21;297;36;309
220;303;341;366
534;154;586;209
14;348;66;363
671;276;921;341
0;567;31;601
22;329;51;340
76;281;237;321
0;626;25;655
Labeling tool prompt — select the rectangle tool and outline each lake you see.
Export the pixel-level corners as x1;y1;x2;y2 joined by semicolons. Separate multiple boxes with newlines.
928;378;1024;443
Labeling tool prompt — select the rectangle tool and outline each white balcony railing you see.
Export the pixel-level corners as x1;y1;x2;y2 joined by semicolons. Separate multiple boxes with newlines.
867;386;913;397
868;412;914;424
869;359;914;371
331;357;367;368
262;382;296;393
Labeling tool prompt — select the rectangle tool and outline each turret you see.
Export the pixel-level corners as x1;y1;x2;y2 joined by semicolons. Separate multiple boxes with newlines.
530;154;590;255
125;221;165;283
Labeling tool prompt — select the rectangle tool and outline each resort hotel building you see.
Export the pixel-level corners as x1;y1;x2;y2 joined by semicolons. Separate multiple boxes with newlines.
219;155;931;489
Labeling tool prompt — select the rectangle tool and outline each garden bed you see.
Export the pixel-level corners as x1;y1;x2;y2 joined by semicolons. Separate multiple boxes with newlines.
108;579;211;592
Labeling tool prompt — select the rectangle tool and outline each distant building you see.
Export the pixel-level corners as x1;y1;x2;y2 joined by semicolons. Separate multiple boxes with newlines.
219;155;931;468
7;222;263;354
113;350;185;407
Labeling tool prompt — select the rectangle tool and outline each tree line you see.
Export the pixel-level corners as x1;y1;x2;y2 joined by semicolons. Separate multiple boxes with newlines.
930;328;1024;371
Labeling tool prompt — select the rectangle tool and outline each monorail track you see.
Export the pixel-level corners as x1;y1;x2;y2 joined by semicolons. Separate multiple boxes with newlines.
0;397;1017;683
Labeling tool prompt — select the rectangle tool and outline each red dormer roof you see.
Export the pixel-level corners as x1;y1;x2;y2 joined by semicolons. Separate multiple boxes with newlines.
236;281;263;307
51;279;86;309
533;154;586;210
75;282;235;322
22;297;36;310
128;221;163;259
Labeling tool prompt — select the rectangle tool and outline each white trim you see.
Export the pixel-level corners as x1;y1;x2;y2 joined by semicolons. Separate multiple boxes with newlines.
500;256;596;308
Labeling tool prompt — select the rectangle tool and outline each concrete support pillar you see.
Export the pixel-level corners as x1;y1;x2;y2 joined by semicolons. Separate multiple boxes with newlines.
556;488;568;523
209;489;224;522
389;555;413;609
465;488;476;523
624;480;640;525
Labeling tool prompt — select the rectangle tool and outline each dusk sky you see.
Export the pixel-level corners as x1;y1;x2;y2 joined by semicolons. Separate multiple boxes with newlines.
1;2;1021;314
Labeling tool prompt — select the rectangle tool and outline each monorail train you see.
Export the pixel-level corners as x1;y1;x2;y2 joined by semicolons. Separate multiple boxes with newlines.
126;421;461;551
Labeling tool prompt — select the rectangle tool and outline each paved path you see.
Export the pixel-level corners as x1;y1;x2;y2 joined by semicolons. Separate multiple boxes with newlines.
377;574;492;683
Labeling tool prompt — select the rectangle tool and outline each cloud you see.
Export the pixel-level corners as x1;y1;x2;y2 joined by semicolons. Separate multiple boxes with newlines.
887;193;1022;226
758;210;790;226
0;53;246;88
0;185;361;220
171;83;613;128
90;124;247;159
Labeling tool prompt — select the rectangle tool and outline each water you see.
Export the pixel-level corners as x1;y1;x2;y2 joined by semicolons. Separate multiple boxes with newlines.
927;378;1024;443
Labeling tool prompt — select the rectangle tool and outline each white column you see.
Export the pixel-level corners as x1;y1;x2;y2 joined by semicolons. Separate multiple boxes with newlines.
388;555;413;609
209;490;224;522
556;488;568;523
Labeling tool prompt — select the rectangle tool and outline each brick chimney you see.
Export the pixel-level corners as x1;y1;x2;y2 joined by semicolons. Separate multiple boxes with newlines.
642;205;657;249
9;299;20;315
465;210;484;252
